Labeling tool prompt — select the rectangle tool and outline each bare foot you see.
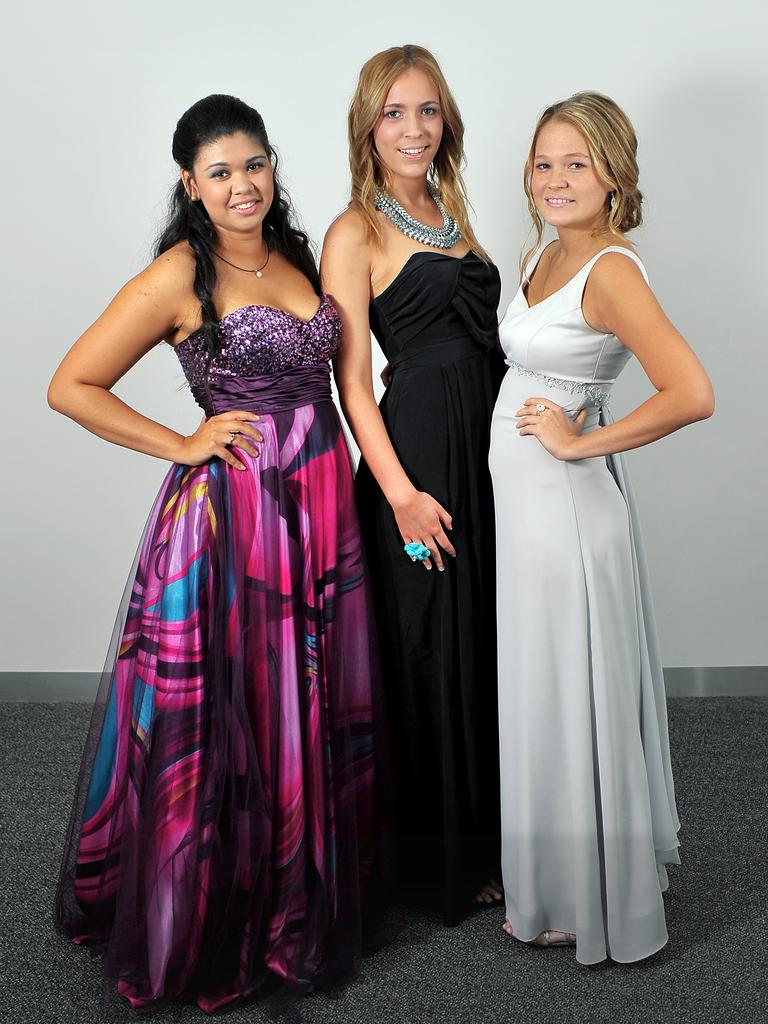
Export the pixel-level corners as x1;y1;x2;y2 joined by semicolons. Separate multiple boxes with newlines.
473;878;503;904
534;930;576;947
502;921;575;946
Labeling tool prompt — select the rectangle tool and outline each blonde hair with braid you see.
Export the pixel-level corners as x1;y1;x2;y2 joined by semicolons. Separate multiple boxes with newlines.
347;44;489;261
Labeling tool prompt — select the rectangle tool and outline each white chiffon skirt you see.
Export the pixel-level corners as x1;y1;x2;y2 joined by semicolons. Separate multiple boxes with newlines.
490;383;680;965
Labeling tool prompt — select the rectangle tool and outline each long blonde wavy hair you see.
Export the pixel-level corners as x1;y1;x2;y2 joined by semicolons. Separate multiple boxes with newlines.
348;44;488;260
521;91;643;274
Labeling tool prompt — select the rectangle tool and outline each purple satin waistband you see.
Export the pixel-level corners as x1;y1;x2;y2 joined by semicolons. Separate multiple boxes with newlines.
208;363;332;414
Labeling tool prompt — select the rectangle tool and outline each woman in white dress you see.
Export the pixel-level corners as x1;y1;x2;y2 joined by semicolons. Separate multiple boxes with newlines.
490;92;714;964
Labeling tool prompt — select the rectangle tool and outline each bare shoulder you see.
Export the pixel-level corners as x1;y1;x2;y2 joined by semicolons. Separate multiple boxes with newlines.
590;246;649;295
323;207;371;252
111;242;195;322
584;242;663;335
141;242;195;291
321;209;373;296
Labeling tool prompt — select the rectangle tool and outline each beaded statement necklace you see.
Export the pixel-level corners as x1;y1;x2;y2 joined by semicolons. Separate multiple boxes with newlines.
375;181;462;249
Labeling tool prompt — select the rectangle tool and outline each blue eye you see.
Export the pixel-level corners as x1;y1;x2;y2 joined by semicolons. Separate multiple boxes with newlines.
535;162;550;171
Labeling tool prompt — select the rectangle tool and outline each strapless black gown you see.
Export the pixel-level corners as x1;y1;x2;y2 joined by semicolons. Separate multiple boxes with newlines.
355;250;504;925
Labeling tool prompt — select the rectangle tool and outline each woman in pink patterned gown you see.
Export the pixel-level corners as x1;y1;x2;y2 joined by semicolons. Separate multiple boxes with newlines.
48;94;386;1012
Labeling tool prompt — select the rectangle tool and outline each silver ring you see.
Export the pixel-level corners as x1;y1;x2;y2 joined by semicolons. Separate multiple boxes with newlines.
229;431;237;445
535;403;546;416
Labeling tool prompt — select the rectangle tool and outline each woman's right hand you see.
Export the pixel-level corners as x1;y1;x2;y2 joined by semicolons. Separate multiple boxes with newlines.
177;410;263;471
392;490;456;571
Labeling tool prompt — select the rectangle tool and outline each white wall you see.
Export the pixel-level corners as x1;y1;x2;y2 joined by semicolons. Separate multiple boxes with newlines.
1;0;765;671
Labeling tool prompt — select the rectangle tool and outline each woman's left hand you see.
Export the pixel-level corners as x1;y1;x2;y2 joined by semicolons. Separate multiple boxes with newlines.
515;397;588;460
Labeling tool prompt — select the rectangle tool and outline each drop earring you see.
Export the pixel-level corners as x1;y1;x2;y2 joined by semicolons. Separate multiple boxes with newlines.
609;192;616;210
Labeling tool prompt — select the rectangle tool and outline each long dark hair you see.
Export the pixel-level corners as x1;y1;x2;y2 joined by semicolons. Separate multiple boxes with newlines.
155;94;320;358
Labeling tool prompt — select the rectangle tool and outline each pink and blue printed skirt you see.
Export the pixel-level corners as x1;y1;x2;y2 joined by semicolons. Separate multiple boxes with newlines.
55;399;386;1013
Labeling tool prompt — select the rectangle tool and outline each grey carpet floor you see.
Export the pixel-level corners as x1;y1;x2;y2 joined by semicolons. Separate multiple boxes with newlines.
1;698;767;1024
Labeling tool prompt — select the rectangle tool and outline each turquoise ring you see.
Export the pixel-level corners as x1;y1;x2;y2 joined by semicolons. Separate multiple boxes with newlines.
404;542;430;561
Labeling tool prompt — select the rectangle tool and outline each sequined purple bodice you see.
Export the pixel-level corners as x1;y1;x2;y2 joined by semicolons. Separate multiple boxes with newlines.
175;295;341;416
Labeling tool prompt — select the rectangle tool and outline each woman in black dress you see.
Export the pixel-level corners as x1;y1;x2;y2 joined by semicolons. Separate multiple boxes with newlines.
321;45;503;925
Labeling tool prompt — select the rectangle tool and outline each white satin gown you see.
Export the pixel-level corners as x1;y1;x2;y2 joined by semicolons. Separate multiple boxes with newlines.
489;245;681;964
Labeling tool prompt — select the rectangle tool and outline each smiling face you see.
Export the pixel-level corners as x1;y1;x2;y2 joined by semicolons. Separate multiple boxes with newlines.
372;66;444;185
182;131;274;236
531;119;611;231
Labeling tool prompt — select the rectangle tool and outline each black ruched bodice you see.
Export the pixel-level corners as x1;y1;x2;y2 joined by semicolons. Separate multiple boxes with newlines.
369;250;501;367
356;247;504;926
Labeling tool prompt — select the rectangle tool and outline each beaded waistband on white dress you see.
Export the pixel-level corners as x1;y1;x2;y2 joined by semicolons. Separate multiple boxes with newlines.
505;357;612;408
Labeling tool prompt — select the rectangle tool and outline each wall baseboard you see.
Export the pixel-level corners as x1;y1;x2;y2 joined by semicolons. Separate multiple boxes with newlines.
663;665;768;697
0;667;766;702
0;672;101;701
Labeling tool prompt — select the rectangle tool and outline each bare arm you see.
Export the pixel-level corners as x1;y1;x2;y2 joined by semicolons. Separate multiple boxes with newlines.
47;248;261;470
517;253;715;459
321;213;455;570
